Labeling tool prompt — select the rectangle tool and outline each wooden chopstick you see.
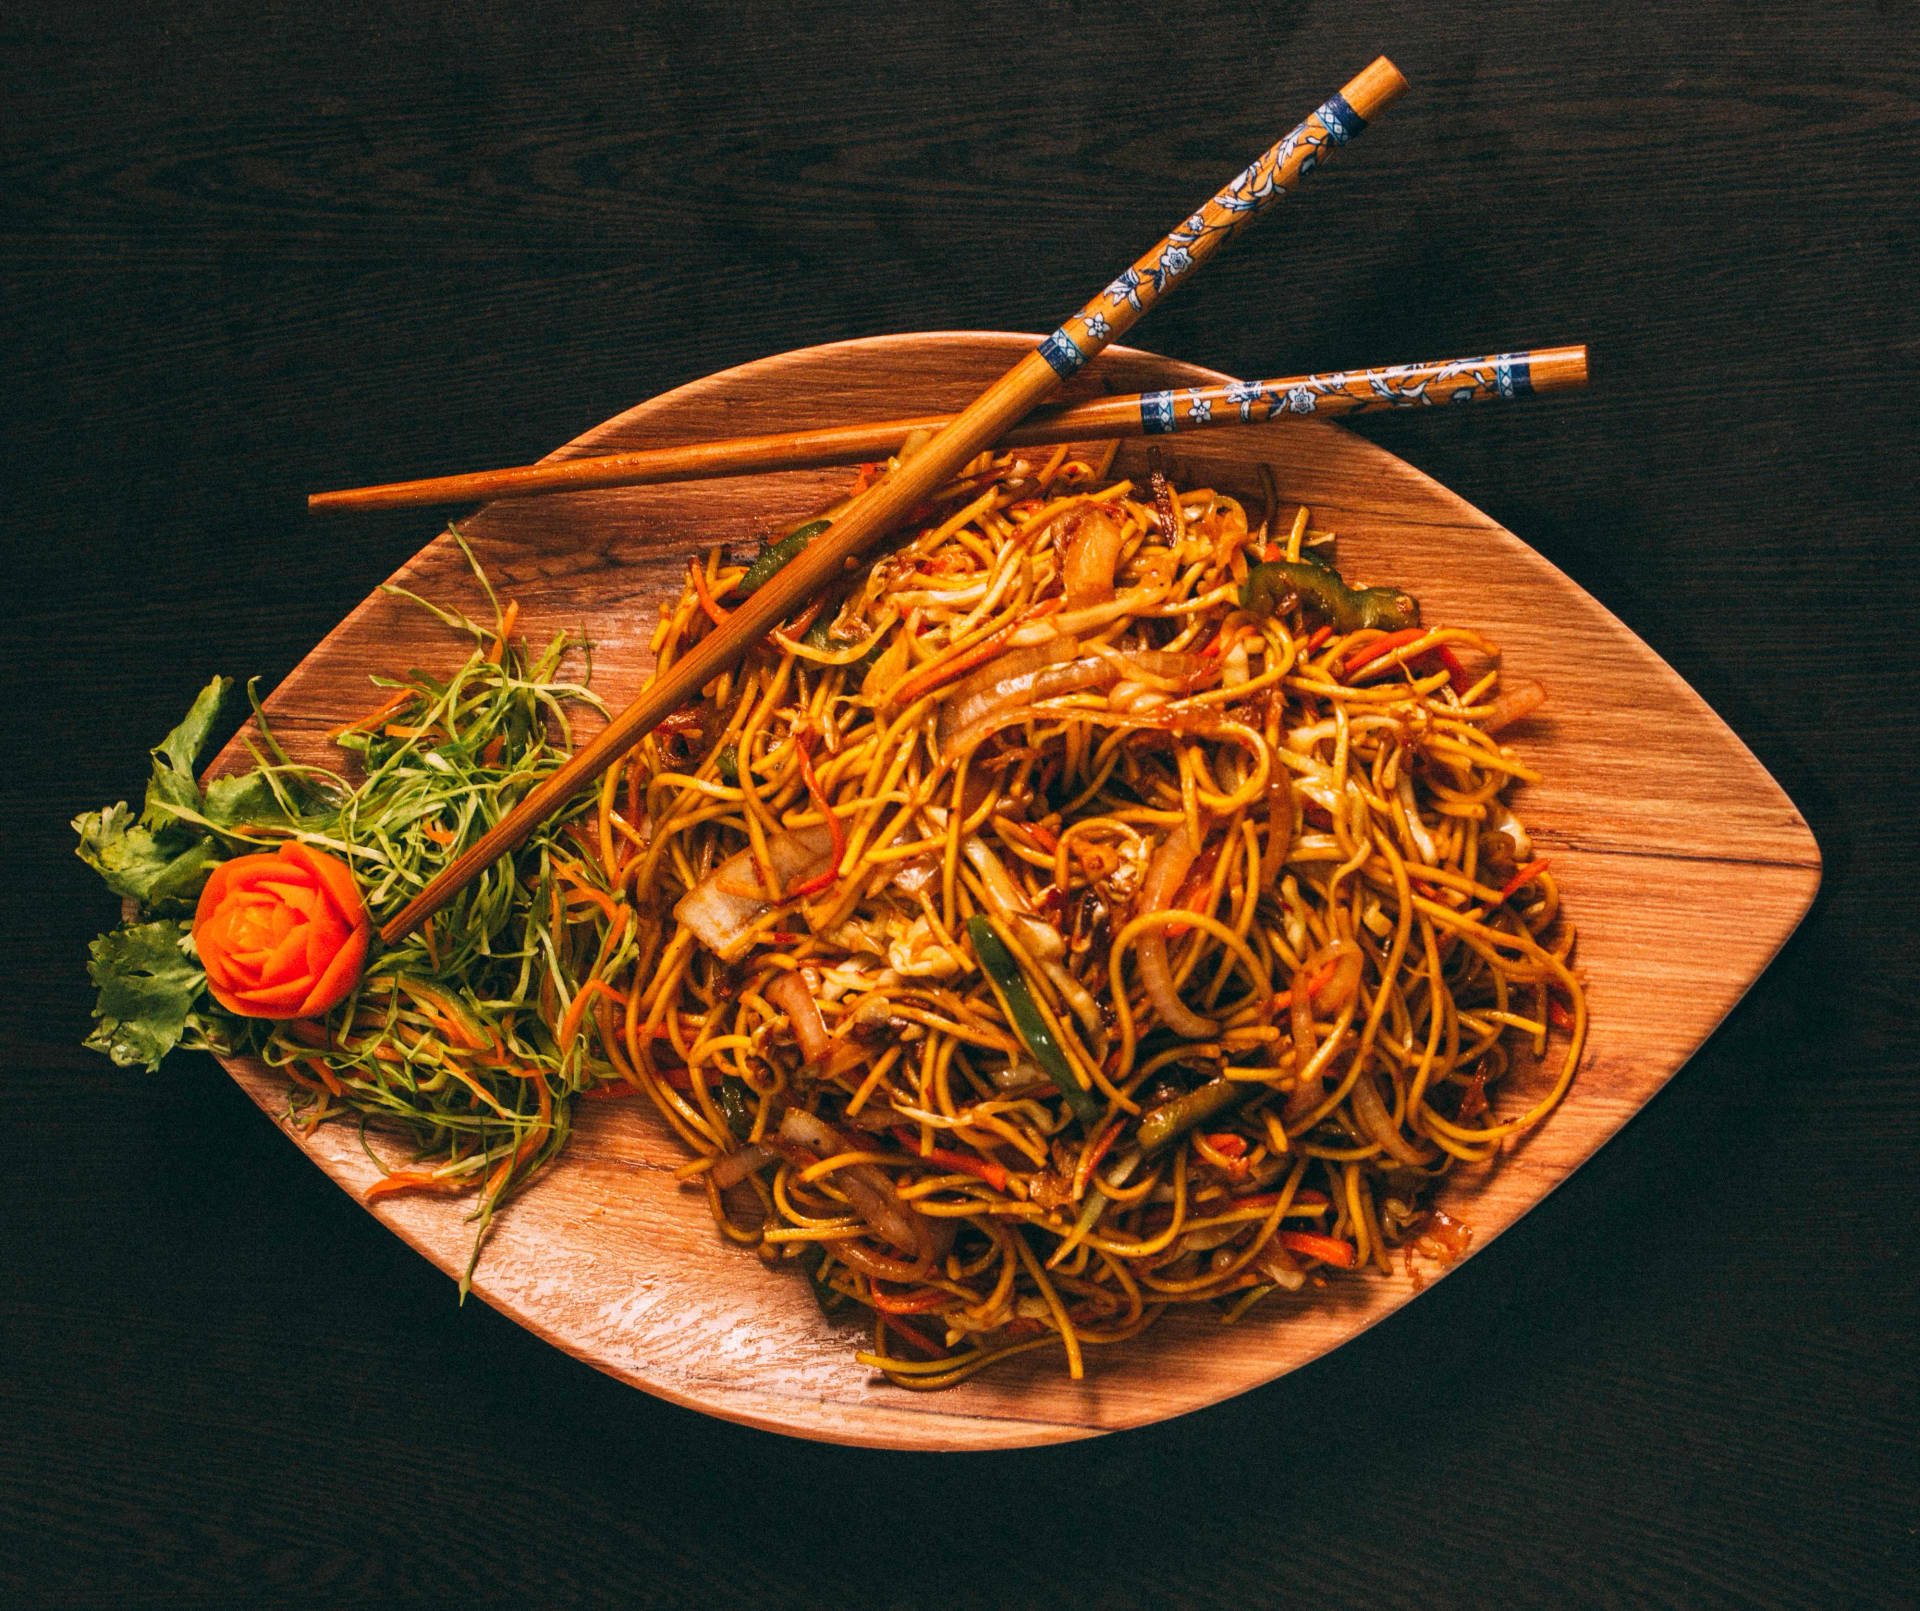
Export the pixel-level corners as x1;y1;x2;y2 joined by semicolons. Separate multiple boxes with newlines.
311;346;1588;514
379;55;1408;945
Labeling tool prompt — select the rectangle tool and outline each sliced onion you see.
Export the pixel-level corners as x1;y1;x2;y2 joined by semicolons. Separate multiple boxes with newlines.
961;834;1030;915
1282;1074;1324;1126
1106;680;1167;715
889;855;940;895
1291;940;1363;1075
820;1039;868;1084
1062;505;1127;607
1395;772;1439;864
777;1108;932;1267
989;1057;1046;1092
1488;803;1533;863
673;824;833;957
1258;770;1291;888
1135;823;1218;1039
938;636;1115;747
1174;1220;1247;1255
966;842;1093;1029
943;660;1115;756
1040;955;1105;1046
1051;585;1166;639
1100;647;1207;691
1348;1067;1436;1168
826;1236;941;1285
954;637;1078;704
710;1142;775;1189
765;969;830;1066
947;697;1228;763
1320;947;1364;1014
1012;913;1066;962
773;1106;838;1156
1480;677;1546;734
1251;1239;1307;1291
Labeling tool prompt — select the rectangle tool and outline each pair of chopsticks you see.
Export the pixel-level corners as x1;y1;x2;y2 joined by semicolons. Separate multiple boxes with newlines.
308;346;1587;514
371;55;1572;944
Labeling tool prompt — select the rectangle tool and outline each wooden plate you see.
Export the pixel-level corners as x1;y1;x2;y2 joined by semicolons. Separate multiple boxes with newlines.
212;333;1820;1449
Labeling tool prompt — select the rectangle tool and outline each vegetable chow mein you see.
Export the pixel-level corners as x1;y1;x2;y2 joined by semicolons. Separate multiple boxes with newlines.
600;440;1586;1388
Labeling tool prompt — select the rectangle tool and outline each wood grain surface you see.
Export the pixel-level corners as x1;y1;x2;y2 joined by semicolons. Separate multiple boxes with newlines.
206;332;1817;1447
7;0;1916;1602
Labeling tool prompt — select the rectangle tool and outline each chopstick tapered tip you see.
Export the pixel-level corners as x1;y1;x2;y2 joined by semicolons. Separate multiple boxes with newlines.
1343;57;1411;123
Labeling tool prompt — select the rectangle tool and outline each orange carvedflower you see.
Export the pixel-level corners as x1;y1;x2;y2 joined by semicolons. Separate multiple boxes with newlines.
193;843;370;1019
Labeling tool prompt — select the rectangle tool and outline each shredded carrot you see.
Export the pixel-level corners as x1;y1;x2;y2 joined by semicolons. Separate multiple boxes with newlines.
891;1127;1010;1192
561;885;621;917
295;1055;344;1097
329;688;413;738
407;984;487;1050
1073;1118;1126;1199
485;597;520;664
1342;627;1429;678
888;597;1060;708
1269;955;1339;1015
889;619;1020;707
481;1074;554;1200
1221;1189;1330;1213
873;1312;943;1356
783;595;827;641
783;734;846;900
364;1168;475;1202
1432;643;1472;695
1163;840;1225;938
557;978;627;1057
1499;857;1552;902
280;1062;331;1099
689;555;731;627
1004;819;1058;854
554;871;624;927
1280;1230;1357;1267
868;1280;954;1315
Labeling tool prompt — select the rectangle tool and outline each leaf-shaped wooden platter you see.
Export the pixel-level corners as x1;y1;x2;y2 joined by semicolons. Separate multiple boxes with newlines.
212;333;1819;1449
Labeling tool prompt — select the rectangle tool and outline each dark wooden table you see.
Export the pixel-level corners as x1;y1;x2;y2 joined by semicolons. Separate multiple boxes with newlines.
6;3;1915;1604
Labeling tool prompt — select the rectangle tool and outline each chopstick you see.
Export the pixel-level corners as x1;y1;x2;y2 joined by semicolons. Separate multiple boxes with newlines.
379;55;1408;945
310;346;1588;513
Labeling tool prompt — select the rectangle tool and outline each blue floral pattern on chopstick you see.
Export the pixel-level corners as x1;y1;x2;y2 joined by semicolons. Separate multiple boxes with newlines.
1135;352;1545;431
1035;91;1371;378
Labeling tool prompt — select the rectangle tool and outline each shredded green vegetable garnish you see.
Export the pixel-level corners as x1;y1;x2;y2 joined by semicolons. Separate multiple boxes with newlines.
77;533;629;1292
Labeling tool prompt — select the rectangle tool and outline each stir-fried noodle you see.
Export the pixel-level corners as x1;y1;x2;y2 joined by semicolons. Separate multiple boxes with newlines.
597;442;1585;1387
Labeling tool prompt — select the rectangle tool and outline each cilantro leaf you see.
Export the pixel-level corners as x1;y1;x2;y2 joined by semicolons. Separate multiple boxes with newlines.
84;920;207;1070
73;803;223;904
74;678;236;906
142;676;231;827
202;769;305;830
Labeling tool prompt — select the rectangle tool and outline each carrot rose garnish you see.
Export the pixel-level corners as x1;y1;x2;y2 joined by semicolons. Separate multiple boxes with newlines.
192;843;370;1019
